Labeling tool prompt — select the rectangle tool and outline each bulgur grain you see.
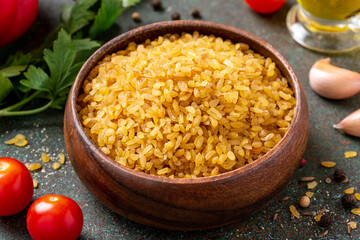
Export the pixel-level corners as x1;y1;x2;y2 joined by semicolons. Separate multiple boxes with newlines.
77;32;296;178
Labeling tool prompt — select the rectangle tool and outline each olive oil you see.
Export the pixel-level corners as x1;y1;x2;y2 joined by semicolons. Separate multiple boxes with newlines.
298;0;360;21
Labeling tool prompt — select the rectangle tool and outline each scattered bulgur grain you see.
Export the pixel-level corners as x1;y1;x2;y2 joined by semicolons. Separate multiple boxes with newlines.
306;192;314;198
318;213;332;227
307;181;318;189
300;176;315;182
355;193;360;201
289;205;300;218
341;194;358;209
6;134;28;146
349;221;357;229
351;208;360;215
345;187;355;194
191;9;201;18
318;230;328;238
132;12;141;22
273;213;278;221
333;169;346;182
33;180;38;188
5;134;26;144
345;151;357;158
52;162;61;170
41;153;50;163
299;196;310;208
325;177;331;184
59;153;65;165
171;12;180;20
28;163;42;171
321;161;336;168
14;139;28;147
151;0;162;10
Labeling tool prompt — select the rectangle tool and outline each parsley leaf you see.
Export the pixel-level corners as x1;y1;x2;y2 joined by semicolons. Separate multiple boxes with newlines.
0;75;14;103
22;29;99;98
62;0;98;35
89;0;140;39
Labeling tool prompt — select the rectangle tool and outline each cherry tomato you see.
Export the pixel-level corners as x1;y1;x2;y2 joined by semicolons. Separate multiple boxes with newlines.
0;0;18;39
244;0;286;14
0;0;38;47
0;157;34;216
27;194;84;240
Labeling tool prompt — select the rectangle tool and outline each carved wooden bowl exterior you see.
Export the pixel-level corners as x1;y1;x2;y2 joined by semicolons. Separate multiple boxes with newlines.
64;20;309;231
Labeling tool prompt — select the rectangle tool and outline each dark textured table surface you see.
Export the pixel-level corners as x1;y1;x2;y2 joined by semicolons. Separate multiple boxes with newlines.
1;0;360;239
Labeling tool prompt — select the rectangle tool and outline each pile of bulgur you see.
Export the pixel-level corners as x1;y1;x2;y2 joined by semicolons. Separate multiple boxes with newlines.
77;32;296;178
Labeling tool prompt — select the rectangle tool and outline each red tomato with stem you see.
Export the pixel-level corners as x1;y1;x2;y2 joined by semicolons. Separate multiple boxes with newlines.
27;194;84;240
0;157;34;216
0;0;38;47
244;0;286;14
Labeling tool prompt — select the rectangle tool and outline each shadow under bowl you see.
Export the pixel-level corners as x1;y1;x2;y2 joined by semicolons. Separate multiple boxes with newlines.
64;20;309;231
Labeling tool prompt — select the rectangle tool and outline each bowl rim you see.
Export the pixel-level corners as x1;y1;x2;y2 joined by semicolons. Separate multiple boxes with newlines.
69;20;304;184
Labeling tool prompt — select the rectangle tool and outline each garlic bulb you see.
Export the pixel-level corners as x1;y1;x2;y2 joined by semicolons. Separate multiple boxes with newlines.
333;109;360;137
309;58;360;100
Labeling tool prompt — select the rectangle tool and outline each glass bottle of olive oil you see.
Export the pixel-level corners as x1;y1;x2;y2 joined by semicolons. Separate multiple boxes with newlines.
286;0;360;53
298;0;360;21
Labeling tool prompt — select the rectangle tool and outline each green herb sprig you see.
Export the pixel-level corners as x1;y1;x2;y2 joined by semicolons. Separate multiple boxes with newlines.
0;0;140;117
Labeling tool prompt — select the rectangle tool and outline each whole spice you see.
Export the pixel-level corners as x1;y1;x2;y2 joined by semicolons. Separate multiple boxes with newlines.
309;58;360;100
191;9;201;18
151;0;162;10
318;230;329;238
341;194;358;209
300;176;315;182
300;158;306;167
318;213;332;227
333;169;346;182
334;109;360;137
325;178;331;184
131;12;141;22
171;12;181;20
299;196;310;208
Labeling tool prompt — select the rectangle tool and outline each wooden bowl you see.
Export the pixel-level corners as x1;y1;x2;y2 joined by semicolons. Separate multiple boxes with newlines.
64;20;309;231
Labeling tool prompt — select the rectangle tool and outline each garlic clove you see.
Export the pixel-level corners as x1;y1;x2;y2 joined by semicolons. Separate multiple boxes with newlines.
333;109;360;137
309;58;360;100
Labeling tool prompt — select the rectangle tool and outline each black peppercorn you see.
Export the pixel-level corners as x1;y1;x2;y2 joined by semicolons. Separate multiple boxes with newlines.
318;213;332;228
151;0;162;10
333;169;346;182
191;9;201;18
341;194;358;209
171;12;181;20
132;12;141;22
